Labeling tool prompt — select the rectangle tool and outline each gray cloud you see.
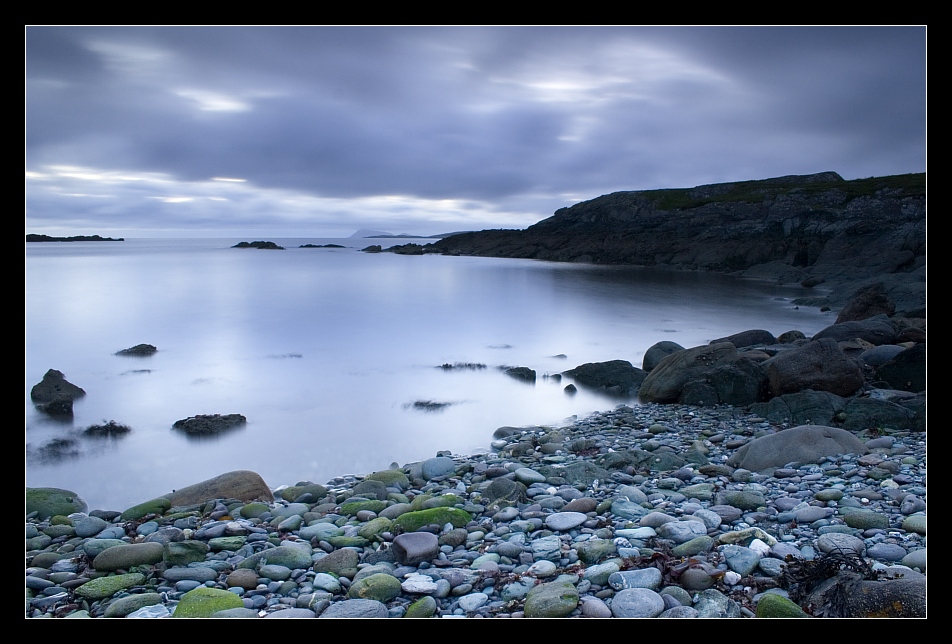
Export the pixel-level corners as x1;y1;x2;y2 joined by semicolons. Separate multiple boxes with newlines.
26;26;926;237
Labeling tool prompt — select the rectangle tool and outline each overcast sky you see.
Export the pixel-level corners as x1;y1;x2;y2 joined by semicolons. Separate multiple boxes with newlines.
26;26;926;238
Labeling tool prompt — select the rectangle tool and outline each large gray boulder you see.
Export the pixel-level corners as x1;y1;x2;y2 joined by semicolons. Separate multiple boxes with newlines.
726;425;868;472
835;283;895;323
710;329;776;348
762;339;865;398
642;341;685;372
812;314;897;346
749;390;847;426
563;360;647;396
166;470;273;506
874;343;925;393
638;343;739;403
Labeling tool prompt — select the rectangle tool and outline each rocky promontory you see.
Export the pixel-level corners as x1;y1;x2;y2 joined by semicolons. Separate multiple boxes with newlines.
423;172;925;315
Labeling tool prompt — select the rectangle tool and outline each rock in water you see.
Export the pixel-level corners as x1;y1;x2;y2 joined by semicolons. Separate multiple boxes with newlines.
115;343;157;356
172;413;246;435
30;369;85;403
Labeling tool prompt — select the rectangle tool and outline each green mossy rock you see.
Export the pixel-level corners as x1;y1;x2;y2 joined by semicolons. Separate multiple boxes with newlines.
172;586;244;618
357;517;392;541
347;573;402;602
120;497;172;521
524;580;579;618
366;469;410;490
235;545;313;570
164;541;209;565
103;592;163;618
326;535;370;548
239;502;271;518
390;507;472;533
404;596;437;618
421;494;462;509
208;536;246;551
756;593;810;618
26;487;87;520
339;500;388;516
279;483;329;502
74;573;146;600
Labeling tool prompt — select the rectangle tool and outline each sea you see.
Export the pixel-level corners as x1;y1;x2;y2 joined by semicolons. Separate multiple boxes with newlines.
25;237;834;511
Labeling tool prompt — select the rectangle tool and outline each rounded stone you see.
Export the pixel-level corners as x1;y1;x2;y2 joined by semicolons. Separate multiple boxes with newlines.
524;581;579;618
610;588;665;618
544;512;587;532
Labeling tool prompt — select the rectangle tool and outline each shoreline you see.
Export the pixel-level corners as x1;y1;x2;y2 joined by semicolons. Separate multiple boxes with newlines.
27;399;926;618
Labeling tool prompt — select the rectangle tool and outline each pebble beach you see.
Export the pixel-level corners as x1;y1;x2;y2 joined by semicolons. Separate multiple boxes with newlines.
26;400;926;618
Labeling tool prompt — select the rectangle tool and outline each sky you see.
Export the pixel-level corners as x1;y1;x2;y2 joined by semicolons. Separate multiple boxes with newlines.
26;26;926;238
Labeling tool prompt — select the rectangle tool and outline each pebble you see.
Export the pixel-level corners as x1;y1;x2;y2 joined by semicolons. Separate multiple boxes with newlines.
25;401;926;619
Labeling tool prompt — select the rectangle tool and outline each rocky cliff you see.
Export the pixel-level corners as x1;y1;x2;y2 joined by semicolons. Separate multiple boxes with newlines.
428;172;926;314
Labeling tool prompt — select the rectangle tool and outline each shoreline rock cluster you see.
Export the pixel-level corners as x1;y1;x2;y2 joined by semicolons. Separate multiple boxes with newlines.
27;400;925;618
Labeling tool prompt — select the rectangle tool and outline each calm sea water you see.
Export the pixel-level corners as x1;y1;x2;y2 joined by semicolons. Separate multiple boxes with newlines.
26;238;833;510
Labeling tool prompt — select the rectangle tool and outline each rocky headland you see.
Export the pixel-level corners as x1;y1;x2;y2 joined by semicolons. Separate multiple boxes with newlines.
389;172;926;316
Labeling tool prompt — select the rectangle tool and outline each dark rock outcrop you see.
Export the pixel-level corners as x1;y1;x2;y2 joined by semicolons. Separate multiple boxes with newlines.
426;172;925;314
26;234;124;242
562;360;647;396
710;329;776;348
874;343;926;393
812;314;897;346
726;425;868;472
762;339;865;398
504;367;536;382
115;344;157;356
835;283;896;323
638;343;740;403
172;413;247;436
232;241;284;250
750;390;847;427
31;369;86;403
31;369;85;415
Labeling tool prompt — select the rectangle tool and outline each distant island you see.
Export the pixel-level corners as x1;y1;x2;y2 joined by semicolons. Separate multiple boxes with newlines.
232;241;285;250
349;229;469;239
26;234;124;242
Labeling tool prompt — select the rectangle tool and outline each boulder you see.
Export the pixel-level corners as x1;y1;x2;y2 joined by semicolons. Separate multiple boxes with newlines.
726;425;868;472
710;329;776;348
835;283;895;323
840;397;916;432
874;343;925;393
504;366;536;382
172;413;246;436
166;470;273;506
30;369;85;403
26;487;87;520
749;390;846;426
812;314;896;346
638;343;739;403
563;360;647;396
762;339;865;398
642;341;684;372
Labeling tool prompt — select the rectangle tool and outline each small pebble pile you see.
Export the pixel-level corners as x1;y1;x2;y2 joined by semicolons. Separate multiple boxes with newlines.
26;402;926;618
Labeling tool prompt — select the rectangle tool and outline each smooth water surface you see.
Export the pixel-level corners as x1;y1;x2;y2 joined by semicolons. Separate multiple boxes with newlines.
26;238;834;510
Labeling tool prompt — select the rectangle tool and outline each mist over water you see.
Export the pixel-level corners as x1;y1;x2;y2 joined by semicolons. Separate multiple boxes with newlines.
26;238;833;510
